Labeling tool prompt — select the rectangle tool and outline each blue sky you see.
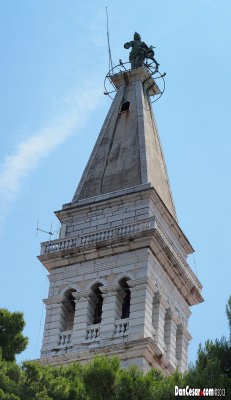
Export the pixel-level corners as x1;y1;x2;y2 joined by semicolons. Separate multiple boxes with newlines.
0;0;230;365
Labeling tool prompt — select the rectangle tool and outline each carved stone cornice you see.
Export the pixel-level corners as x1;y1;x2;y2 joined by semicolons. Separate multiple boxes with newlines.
39;215;203;307
100;285;120;296
146;278;159;295
158;296;169;310
72;289;92;300
180;326;192;341
43;296;63;306
38;337;175;376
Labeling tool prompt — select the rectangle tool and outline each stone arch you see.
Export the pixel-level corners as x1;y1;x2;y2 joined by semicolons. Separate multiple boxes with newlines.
87;282;104;325
114;276;132;320
85;278;107;291
113;272;135;286
120;101;130;112
59;284;81;297
60;288;77;332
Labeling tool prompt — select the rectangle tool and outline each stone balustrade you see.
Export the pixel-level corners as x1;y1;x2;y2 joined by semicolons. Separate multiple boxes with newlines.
114;319;129;337
155;221;202;291
81;218;155;245
42;238;79;254
41;218;155;255
57;331;72;347
86;324;100;341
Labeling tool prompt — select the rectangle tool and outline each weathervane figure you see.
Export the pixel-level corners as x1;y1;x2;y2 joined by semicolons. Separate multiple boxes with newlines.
124;32;159;72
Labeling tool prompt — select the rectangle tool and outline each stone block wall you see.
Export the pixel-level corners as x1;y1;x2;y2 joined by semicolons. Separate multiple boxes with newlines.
41;246;191;373
39;187;198;373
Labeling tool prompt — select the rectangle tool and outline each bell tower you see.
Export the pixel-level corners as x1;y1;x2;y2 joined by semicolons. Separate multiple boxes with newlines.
39;34;203;375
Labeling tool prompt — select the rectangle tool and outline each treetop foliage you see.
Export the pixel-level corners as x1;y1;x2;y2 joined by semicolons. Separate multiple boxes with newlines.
0;309;28;362
0;356;186;400
0;298;231;399
226;295;231;342
0;353;230;400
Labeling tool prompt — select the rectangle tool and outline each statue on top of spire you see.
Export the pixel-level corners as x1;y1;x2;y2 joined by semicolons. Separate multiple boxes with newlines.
124;32;159;72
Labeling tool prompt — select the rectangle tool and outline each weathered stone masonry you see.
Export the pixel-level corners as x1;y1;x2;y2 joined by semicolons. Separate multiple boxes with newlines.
38;67;203;374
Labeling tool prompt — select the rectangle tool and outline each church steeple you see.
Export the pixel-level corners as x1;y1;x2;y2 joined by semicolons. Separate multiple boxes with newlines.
38;35;203;374
73;66;177;220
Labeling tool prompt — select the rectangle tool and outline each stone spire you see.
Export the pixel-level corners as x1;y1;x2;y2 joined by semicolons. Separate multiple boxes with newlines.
38;52;203;374
73;67;177;221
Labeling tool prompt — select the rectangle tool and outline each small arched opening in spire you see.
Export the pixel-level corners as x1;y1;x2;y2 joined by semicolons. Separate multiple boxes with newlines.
120;101;130;113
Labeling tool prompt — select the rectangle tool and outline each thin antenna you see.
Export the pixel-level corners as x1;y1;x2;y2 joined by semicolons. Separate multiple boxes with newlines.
49;222;53;241
106;6;113;71
36;221;54;238
193;253;198;276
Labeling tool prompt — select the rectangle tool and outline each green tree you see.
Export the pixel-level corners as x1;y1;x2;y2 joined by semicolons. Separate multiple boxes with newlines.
0;359;22;399
83;355;119;400
22;361;86;400
0;309;28;362
0;299;231;399
185;296;231;397
226;295;231;342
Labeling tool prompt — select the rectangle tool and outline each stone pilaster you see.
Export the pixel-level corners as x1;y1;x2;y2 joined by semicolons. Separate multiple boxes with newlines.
176;325;192;373
100;286;122;342
71;290;92;345
164;309;178;368
152;295;167;354
128;279;155;341
41;296;63;357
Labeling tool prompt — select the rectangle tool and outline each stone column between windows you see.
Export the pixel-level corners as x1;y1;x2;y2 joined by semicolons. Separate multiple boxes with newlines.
71;290;93;346
152;295;167;354
176;325;192;373
41;296;63;356
128;279;155;341
100;285;123;342
164;309;178;369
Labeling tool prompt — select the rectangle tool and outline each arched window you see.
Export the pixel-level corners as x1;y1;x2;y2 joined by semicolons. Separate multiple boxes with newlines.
152;294;160;334
164;309;171;354
175;324;182;364
118;278;131;319
120;101;130;112
61;289;76;331
88;283;103;325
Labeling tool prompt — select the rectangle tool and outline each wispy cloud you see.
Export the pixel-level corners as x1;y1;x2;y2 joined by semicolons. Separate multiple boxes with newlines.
0;84;102;222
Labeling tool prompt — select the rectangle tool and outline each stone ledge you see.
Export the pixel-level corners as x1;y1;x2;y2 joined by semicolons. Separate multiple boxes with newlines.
37;337;176;376
62;183;152;211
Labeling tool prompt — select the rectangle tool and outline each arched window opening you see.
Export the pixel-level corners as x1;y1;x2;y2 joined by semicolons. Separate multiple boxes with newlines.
175;325;182;363
61;289;76;332
164;309;171;353
119;279;131;319
152;295;160;333
88;283;103;325
120;101;130;113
